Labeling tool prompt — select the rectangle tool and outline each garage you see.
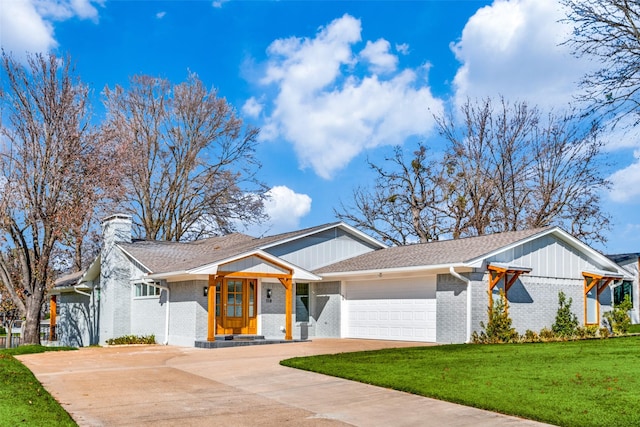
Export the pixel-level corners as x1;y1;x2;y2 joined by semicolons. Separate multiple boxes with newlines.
344;277;437;342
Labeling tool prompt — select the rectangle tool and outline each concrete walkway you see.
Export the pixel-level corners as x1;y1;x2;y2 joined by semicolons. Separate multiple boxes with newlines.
17;339;551;426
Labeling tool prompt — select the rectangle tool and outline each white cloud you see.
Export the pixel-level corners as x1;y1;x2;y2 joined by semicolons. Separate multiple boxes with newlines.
451;0;594;110
256;14;443;179
242;97;263;118
0;0;102;59
156;11;166;19
242;186;312;236
609;152;640;203
264;186;312;228
396;43;410;55
212;0;230;9
360;39;397;74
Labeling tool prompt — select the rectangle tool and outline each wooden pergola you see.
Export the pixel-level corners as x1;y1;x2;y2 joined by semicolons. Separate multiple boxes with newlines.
582;270;624;325
487;263;532;308
205;254;295;342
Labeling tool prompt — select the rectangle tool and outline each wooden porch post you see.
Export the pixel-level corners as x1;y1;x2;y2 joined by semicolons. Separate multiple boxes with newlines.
279;277;293;340
207;275;216;342
50;295;57;341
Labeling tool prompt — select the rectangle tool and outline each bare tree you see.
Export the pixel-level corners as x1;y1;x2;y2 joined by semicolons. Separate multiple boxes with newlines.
0;52;120;344
336;145;447;245
562;0;640;123
338;98;611;245
527;116;611;242
440;98;610;243
103;73;267;241
436;98;538;237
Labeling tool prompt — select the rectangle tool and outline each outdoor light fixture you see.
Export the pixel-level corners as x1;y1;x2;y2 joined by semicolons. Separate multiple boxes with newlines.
266;289;272;299
203;287;208;297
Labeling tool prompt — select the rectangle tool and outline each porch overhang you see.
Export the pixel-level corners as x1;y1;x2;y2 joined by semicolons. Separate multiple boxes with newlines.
146;249;320;282
583;269;625;325
487;263;532;307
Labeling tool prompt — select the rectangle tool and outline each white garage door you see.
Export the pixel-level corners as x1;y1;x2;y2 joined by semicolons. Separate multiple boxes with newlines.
345;277;437;342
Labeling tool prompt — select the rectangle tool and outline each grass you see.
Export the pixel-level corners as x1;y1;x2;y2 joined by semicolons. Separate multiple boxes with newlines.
0;345;77;426
627;324;640;334
281;336;640;426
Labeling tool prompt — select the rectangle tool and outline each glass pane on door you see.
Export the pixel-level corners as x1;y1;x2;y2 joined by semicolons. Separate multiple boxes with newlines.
249;281;255;317
227;280;243;318
586;286;598;324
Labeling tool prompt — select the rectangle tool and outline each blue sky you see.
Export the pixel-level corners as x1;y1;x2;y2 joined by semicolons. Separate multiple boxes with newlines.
1;0;639;254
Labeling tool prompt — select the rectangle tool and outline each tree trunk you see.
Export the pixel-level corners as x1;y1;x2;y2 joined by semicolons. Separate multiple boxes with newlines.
22;292;44;345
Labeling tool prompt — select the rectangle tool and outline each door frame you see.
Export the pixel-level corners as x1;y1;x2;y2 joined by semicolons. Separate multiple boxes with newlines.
215;278;258;335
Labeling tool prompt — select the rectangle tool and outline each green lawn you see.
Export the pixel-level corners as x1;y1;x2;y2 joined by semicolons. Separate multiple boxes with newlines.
0;345;77;426
281;337;640;427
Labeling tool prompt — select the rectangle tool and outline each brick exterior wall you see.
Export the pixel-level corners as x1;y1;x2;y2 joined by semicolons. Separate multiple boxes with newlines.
472;274;593;336
98;216;133;344
312;282;341;338
261;282;287;339
168;280;207;346
130;292;167;343
436;274;468;344
57;291;99;347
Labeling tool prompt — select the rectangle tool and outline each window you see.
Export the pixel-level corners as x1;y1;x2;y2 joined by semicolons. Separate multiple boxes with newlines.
614;281;633;307
134;282;162;298
296;283;310;322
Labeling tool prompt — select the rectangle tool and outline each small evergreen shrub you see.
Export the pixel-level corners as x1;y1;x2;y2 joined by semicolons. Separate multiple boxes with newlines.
106;335;156;345
0;326;6;335
604;294;633;335
552;291;579;338
476;290;519;343
599;327;610;338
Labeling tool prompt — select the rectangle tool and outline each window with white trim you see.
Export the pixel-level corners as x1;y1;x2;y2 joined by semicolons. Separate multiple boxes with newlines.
134;282;162;298
296;283;310;322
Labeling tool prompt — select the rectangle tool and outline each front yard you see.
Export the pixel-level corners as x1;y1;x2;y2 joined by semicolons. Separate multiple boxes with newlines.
282;336;640;427
0;345;76;426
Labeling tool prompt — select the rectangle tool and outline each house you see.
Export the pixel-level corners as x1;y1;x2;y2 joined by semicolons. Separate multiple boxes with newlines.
50;215;633;347
606;252;640;323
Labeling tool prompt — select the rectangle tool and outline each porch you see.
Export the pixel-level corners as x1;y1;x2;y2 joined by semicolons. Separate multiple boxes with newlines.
195;334;308;349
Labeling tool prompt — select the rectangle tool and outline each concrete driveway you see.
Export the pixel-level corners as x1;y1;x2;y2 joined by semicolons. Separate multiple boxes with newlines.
17;339;550;426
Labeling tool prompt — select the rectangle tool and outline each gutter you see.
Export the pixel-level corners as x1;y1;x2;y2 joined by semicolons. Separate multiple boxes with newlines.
450;266;472;344
73;286;92;297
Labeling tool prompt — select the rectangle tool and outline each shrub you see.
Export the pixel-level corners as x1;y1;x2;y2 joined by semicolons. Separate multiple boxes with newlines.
0;326;6;335
523;329;540;343
478;290;519;343
599;327;610;338
604;294;633;335
552;291;579;338
106;335;155;345
539;327;556;342
576;325;599;339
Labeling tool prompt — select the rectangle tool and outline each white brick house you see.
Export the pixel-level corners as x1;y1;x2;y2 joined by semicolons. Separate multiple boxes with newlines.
51;215;634;347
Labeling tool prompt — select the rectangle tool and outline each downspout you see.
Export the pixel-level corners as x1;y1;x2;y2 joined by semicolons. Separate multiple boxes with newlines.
450;266;472;343
155;283;170;345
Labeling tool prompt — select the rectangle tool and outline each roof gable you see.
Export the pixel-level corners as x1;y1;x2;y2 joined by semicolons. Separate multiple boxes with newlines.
315;228;549;275
116;222;383;277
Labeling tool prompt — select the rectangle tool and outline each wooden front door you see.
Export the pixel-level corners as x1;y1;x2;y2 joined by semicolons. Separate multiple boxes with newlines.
215;278;257;334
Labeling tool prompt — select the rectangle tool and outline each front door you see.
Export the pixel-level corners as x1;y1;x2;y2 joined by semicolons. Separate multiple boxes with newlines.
216;278;257;334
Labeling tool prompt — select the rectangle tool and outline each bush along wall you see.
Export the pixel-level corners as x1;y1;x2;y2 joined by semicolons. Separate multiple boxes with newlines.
472;291;633;344
106;335;156;345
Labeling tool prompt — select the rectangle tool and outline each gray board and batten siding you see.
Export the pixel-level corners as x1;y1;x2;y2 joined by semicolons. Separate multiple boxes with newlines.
264;227;382;271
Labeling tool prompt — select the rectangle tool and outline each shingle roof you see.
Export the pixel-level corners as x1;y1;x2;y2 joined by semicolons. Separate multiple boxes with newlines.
606;253;640;264
118;222;346;274
54;270;86;288
314;227;551;274
118;233;257;273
